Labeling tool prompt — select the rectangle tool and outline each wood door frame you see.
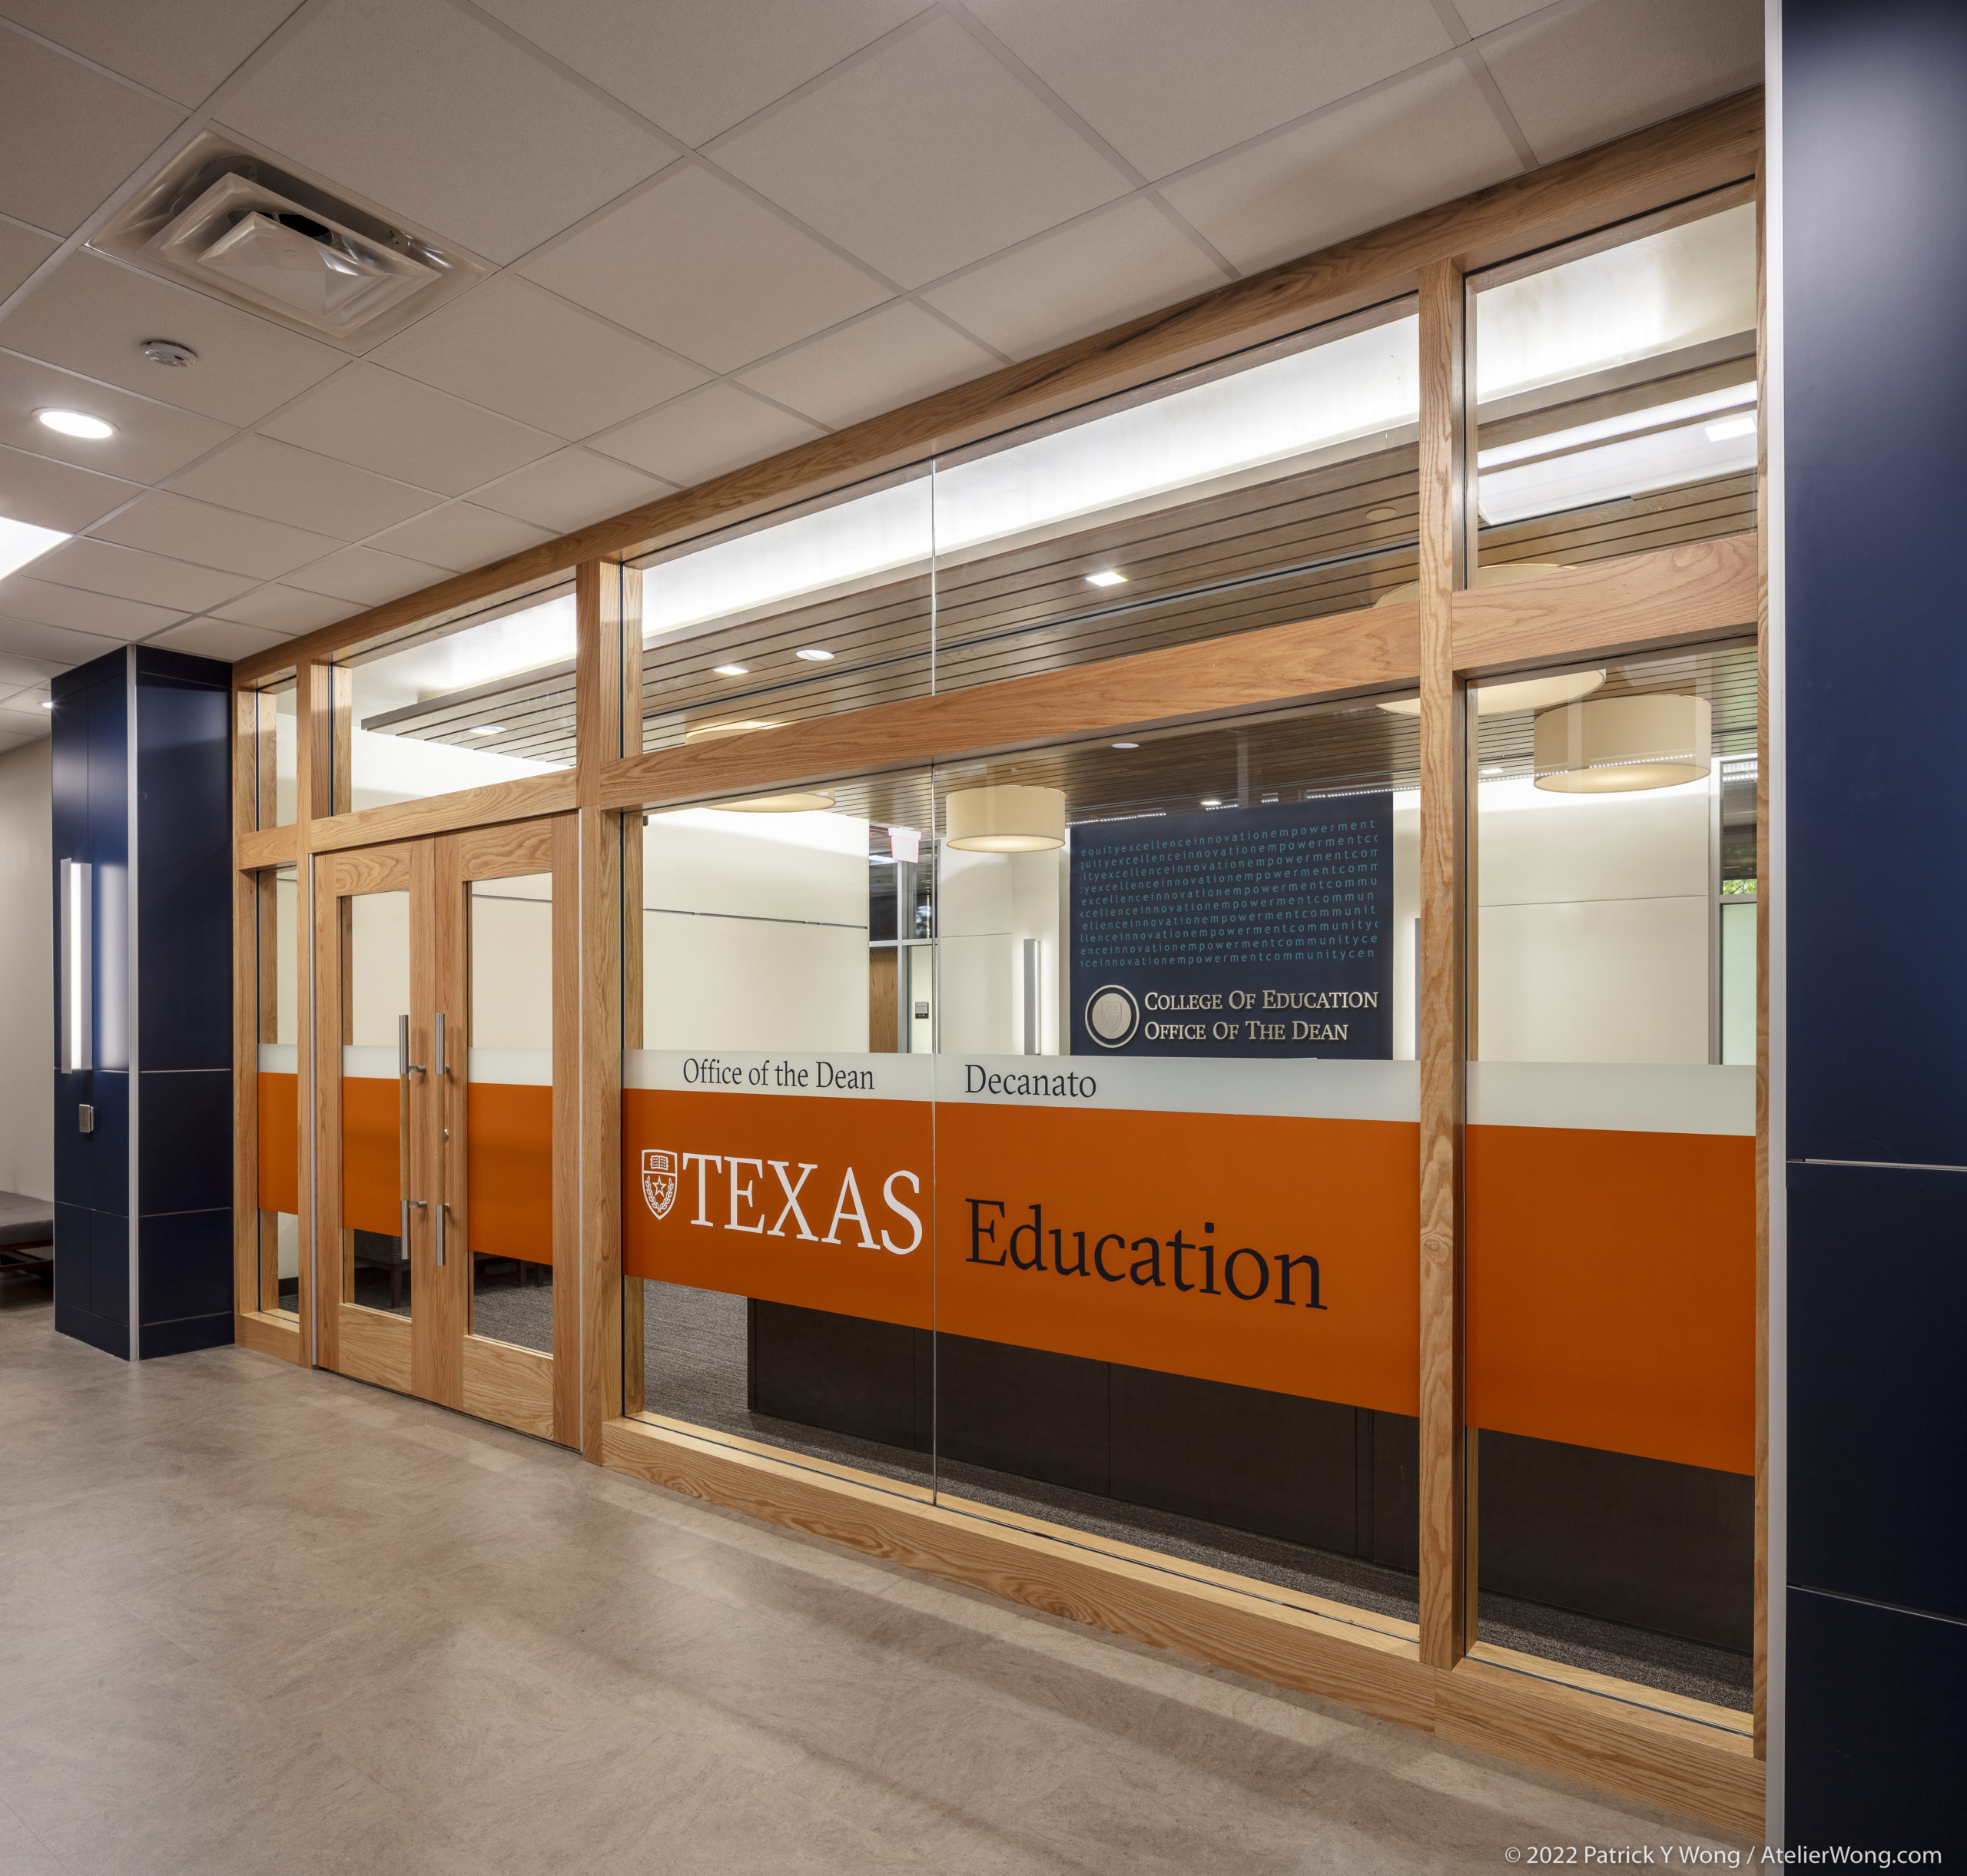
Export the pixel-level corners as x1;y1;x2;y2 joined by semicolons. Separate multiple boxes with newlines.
446;815;581;1445
312;840;417;1394
308;820;579;1442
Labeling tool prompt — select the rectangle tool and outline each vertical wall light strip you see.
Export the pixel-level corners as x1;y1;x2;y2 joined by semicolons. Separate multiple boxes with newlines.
1022;937;1040;1056
126;648;139;1361
58;859;93;1071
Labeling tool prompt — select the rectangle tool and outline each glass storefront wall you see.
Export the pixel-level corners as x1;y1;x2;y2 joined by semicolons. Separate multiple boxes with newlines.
629;302;1421;751
1473;192;1757;577
327;578;576;813
250;674;297;828
623;695;1426;1626
1467;641;1757;1715
254;862;300;1315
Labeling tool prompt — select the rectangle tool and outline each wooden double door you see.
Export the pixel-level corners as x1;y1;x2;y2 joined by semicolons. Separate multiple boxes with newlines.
313;816;578;1443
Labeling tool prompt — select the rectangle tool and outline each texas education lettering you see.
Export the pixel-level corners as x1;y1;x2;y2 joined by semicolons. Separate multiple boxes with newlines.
966;1200;1325;1308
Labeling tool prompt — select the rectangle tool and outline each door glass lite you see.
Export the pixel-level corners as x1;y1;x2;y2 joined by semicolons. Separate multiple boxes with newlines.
254;863;300;1315
466;871;554;1354
340;886;413;1315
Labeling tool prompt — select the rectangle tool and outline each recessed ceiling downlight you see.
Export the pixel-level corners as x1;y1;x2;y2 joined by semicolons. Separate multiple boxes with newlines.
794;646;834;662
37;409;114;439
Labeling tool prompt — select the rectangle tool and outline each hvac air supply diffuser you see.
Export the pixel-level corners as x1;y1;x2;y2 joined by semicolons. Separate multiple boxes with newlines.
151;173;440;336
90;134;483;344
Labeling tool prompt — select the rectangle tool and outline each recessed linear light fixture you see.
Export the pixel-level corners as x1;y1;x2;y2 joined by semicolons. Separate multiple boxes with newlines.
1705;414;1758;442
468;724;505;735
37;409;115;439
794;647;834;661
1111;741;1139;749
1085;571;1127;588
0;515;69;581
713;663;749;676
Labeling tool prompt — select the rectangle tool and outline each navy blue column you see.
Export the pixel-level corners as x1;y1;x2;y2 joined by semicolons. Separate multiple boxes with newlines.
1781;0;1967;1851
49;647;232;1361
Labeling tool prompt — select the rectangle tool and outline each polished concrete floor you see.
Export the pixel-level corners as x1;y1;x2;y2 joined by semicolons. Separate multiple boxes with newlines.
0;1288;1756;1875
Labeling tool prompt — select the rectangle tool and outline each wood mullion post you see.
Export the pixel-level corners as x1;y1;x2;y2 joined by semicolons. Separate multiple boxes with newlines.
297;661;327;1365
1418;257;1471;1672
576;560;626;1460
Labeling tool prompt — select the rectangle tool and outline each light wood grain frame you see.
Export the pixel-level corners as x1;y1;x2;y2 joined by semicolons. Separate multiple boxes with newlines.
576;561;629;1459
231;680;305;1360
446;816;577;1445
313;843;415;1385
1417;257;1471;1671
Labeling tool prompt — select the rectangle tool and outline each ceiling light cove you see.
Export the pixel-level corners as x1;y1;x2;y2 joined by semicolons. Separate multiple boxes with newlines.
713;663;750;676
0;515;70;581
1085;571;1127;588
1705;414;1757;442
36;409;114;439
794;647;834;662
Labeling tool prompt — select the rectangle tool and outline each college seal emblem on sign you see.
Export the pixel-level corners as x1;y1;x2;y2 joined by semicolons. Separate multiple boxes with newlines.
642;1149;677;1220
1083;983;1139;1049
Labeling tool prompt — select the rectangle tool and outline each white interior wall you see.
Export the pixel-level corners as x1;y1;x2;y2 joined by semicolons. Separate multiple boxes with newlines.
937;844;1065;1055
642;809;869;1052
1476;774;1711;1063
347;890;411;1049
0;741;51;1202
469;877;553;1051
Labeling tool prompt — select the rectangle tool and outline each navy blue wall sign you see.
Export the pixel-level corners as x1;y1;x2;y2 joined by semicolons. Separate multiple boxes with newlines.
1069;794;1392;1059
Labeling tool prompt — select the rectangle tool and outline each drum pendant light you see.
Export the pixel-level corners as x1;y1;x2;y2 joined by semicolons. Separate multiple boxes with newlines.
705;789;837;812
1533;693;1711;792
1375;567;1603;717
945;785;1066;852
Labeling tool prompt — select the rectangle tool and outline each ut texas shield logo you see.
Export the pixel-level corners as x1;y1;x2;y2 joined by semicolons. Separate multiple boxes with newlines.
641;1149;677;1220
